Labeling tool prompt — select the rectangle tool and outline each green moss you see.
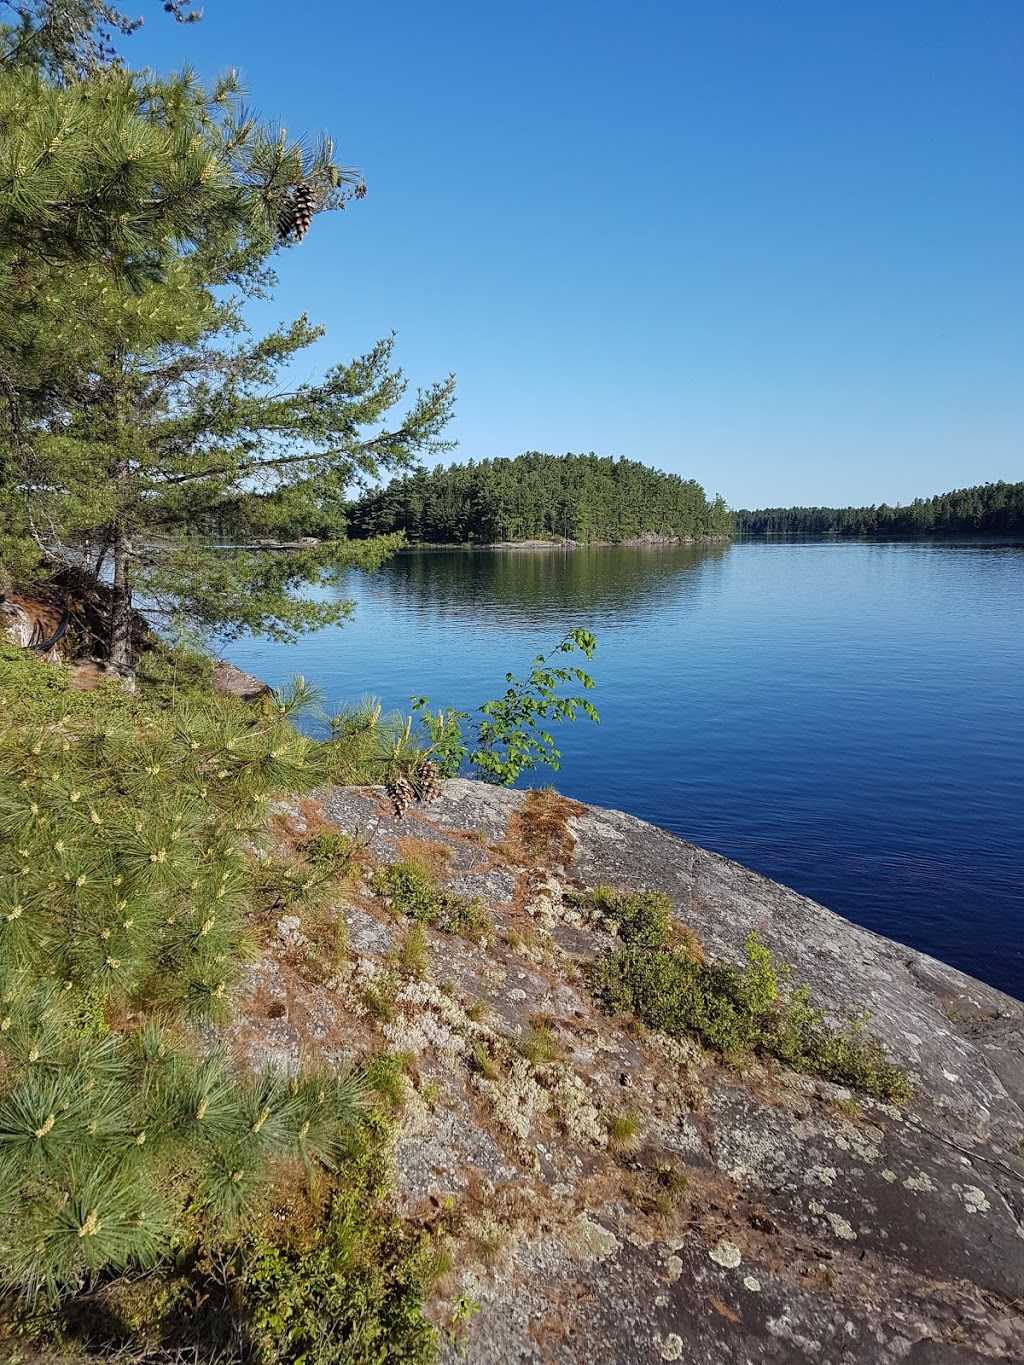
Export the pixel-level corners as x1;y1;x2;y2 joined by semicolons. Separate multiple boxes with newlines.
590;933;912;1103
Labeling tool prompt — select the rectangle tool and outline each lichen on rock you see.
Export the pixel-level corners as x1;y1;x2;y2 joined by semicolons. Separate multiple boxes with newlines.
225;778;1024;1364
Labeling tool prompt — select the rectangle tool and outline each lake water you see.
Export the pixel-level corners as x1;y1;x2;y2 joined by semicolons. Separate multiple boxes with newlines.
226;539;1024;1000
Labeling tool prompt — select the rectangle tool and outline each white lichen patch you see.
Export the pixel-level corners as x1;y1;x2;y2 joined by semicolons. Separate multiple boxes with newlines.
715;1120;788;1189
808;1200;857;1240
464;1209;516;1273
550;1068;606;1147
380;978;477;1065
881;1169;897;1183
804;1164;838;1187
825;1212;857;1241
832;1118;883;1162
627;1227;658;1250
866;1099;904;1122
648;1030;704;1071
396;1075;432;1137
275;914;306;947
573;813;626;844
672;1118;703;1153
743;1275;762;1292
524;874;564;930
953;1183;990;1214
902;1171;937;1193
666;1254;683;1282
555;1214;620;1264
658;1333;684;1360
477;1054;546;1148
709;1240;742;1268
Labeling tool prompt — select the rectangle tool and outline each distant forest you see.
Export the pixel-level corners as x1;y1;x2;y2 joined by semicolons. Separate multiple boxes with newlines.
732;481;1024;536
345;452;731;544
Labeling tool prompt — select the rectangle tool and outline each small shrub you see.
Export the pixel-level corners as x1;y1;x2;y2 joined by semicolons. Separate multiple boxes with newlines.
299;828;356;880
372;861;491;942
592;885;672;947
590;934;911;1103
441;896;491;942
373;861;441;923
241;1169;439;1364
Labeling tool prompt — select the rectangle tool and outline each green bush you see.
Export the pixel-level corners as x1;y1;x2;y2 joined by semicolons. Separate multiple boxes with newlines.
372;861;490;942
242;1160;439;1365
590;934;911;1103
591;885;672;947
0;981;366;1302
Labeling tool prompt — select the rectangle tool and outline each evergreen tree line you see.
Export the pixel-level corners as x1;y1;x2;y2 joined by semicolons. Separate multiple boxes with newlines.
732;481;1024;536
340;452;732;544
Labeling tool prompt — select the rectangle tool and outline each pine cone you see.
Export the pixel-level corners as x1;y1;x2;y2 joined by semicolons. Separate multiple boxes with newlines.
277;183;316;243
385;770;414;819
414;758;442;803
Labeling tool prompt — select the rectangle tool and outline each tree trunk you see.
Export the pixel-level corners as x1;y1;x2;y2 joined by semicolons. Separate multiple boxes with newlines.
109;530;133;671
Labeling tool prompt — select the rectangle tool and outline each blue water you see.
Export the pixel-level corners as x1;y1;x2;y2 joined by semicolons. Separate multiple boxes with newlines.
225;540;1024;999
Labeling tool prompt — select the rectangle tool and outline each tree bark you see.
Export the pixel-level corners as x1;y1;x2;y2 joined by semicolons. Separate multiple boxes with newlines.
109;528;133;671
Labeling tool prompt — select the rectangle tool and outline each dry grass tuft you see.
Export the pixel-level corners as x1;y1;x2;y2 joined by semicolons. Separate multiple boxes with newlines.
507;788;587;866
395;836;453;883
605;1108;643;1155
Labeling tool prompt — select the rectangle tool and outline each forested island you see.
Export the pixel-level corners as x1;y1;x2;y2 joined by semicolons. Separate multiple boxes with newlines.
342;452;732;544
733;480;1023;536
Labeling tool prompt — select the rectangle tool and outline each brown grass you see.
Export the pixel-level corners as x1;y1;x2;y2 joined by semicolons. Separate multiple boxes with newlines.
506;788;587;867
395;836;453;883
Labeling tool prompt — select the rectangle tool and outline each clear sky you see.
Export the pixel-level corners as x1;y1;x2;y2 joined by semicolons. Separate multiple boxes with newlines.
128;0;1022;509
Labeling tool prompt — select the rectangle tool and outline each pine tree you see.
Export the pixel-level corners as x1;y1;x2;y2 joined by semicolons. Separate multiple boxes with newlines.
0;10;454;668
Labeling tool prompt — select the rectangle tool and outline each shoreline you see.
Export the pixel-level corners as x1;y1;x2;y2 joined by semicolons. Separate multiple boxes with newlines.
395;533;732;551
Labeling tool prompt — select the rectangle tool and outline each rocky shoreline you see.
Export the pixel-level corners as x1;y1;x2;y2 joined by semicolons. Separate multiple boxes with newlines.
401;534;731;551
235;778;1024;1364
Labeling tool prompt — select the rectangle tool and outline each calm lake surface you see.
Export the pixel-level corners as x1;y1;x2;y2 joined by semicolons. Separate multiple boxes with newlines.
227;539;1024;1000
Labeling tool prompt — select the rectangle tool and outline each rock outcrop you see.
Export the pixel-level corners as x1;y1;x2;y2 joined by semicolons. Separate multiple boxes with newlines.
229;780;1024;1364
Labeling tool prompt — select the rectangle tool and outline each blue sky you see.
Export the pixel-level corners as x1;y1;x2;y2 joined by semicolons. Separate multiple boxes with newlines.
130;0;1022;509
